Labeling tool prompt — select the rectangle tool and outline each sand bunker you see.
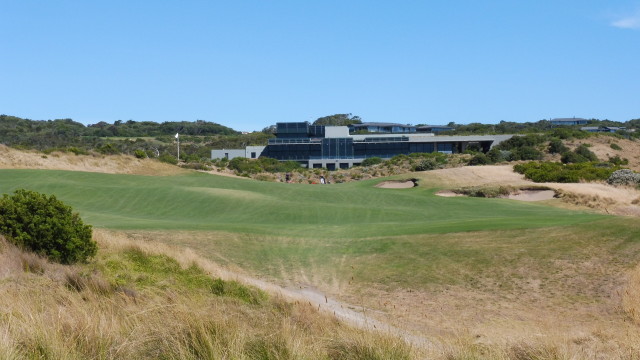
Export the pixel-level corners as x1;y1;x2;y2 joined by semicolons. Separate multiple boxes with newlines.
376;180;416;189
434;190;464;197
501;190;556;202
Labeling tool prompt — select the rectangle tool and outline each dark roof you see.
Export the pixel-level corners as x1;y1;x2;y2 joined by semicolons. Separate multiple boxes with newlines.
417;125;453;128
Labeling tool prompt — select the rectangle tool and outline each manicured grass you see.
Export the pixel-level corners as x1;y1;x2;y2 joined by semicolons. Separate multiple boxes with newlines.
0;169;602;239
147;216;640;298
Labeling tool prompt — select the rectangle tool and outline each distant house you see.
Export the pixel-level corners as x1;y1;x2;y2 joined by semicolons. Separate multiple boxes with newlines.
550;118;588;126
211;146;266;160
580;126;626;133
416;125;454;134
348;122;416;133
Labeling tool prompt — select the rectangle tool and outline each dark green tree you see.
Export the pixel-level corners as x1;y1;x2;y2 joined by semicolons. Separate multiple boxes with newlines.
312;114;362;126
0;190;96;264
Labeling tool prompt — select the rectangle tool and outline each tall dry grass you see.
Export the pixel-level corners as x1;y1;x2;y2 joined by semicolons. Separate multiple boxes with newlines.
4;229;640;359
623;264;640;325
0;234;416;359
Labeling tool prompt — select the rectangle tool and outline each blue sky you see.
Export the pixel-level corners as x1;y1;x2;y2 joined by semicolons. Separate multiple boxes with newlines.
1;1;639;131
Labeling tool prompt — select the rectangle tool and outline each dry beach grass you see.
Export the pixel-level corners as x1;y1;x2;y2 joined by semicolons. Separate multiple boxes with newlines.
0;232;417;359
0;144;187;176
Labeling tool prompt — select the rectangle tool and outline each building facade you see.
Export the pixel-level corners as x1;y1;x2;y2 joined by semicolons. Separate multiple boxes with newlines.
348;122;416;133
212;122;513;169
550;118;589;126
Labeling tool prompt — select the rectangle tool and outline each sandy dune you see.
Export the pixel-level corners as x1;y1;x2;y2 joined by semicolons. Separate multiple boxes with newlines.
424;165;640;216
0;145;187;176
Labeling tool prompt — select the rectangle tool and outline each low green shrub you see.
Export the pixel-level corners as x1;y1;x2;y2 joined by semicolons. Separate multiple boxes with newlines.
360;157;383;167
610;143;622;151
468;153;490;166
486;147;505;163
548;139;569;154
496;134;548;150
608;156;628;166
97;143;120;155
134;149;147;159
180;162;209;170
560;151;589;164
514;161;619;183
0;189;96;264
575;144;598;161
227;157;301;174
508;146;543;161
158;153;178;165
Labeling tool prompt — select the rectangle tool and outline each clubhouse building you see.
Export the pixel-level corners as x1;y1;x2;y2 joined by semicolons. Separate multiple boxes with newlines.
212;122;513;170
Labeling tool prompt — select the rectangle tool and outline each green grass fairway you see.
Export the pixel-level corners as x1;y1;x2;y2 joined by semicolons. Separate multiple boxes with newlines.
0;169;602;238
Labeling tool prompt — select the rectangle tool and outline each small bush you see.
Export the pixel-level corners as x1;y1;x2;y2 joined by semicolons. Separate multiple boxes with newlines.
228;157;301;174
361;157;383;167
575;144;598;161
548;139;569;154
0;189;96;264
508;146;543;161
608;156;628;166
158;153;178;165
486;147;505;163
514;162;619;183
413;158;442;171
610;143;622;151
468;153;490;166
561;151;589;164
133;149;147;159
97;143;120;155
180;162;209;170
497;134;547;150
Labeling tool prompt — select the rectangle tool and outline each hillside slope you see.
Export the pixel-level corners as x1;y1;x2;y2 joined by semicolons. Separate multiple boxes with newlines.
0;144;186;175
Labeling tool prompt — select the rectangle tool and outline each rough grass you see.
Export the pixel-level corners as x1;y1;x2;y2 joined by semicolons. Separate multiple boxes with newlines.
0;234;416;359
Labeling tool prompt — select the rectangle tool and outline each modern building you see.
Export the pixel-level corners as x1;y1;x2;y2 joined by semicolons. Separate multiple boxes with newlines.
348;122;416;133
212;122;513;170
550;117;589;126
416;125;455;133
211;146;266;160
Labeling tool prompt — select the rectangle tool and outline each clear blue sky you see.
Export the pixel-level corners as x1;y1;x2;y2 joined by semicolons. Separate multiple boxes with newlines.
2;1;639;131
